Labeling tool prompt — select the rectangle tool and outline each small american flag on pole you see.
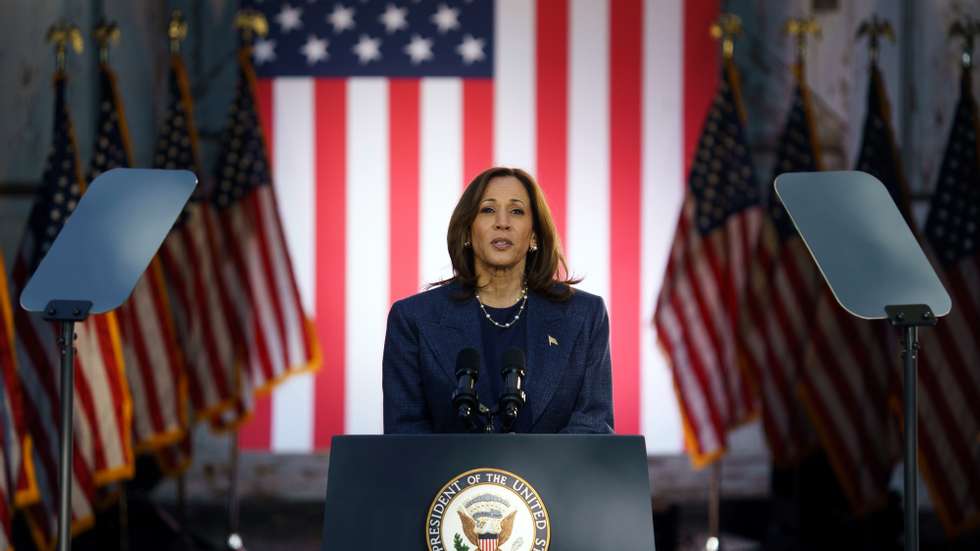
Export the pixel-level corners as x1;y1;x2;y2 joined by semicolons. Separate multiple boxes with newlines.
211;42;321;409
89;60;188;455
738;65;821;465
155;54;248;424
654;56;761;466
154;51;251;473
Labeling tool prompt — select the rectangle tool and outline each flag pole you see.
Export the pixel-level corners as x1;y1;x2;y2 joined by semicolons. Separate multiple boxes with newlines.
55;316;79;551
44;22;85;551
226;430;244;550
222;12;268;549
701;16;742;551
705;462;721;551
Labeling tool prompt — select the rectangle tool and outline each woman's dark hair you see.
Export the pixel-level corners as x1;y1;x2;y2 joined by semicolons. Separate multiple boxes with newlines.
433;166;580;301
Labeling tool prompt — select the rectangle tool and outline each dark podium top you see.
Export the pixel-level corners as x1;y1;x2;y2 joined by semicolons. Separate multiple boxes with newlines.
322;434;655;550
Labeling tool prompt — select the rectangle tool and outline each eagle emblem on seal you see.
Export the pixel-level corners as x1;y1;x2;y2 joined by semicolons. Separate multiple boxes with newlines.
457;493;517;551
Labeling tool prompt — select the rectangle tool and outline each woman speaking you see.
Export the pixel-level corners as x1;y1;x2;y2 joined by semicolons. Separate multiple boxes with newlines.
382;167;613;434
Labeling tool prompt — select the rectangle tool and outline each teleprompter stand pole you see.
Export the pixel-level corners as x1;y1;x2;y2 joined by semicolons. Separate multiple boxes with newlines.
885;304;936;551
44;299;93;551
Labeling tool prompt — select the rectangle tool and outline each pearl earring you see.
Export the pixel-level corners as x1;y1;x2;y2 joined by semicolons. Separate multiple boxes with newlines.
464;240;471;247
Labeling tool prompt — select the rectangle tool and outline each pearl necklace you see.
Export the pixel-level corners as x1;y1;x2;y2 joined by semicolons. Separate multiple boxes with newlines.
475;284;528;329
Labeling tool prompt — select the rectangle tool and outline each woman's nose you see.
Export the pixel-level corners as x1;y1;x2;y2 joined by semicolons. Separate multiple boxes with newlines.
494;213;510;229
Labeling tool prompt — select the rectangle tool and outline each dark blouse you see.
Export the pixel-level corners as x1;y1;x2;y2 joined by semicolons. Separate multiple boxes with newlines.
477;299;530;432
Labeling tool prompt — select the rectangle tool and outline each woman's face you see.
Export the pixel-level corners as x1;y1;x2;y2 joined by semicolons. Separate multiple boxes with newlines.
469;175;536;277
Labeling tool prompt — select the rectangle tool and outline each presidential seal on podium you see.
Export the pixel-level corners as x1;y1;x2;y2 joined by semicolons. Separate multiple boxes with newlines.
426;468;551;551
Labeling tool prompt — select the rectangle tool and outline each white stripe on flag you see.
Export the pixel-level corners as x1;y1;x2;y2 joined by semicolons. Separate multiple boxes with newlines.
345;78;389;435
420;78;463;288
494;0;536;171
660;300;719;453
271;77;315;451
77;322;119;468
567;0;610;301
641;0;683;453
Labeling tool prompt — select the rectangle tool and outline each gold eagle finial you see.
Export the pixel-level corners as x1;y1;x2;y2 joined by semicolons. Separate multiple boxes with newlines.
784;17;821;62
949;18;980;69
46;21;83;72
710;14;742;60
235;9;269;45
93;19;121;64
168;9;189;54
856;15;895;64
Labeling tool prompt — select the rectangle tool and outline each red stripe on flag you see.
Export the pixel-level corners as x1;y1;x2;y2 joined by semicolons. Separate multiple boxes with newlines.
249;191;291;371
389;80;421;305
314;79;348;448
180;224;231;406
609;0;643;435
683;0;720;175
536;0;568;243
72;349;108;473
95;315;129;467
257;79;275;177
239;79;276;450
463;80;494;184
668;269;725;443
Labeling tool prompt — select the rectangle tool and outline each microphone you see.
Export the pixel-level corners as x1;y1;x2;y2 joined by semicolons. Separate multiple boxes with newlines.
499;347;527;432
451;348;481;431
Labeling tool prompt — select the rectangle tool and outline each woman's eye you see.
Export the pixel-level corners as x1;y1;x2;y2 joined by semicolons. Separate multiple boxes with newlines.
511;208;525;215
481;206;495;214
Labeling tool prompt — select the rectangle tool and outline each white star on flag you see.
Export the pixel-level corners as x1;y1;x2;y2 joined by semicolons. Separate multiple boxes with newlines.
431;3;460;33
379;4;408;33
327;3;356;33
253;38;277;64
456;34;485;64
301;35;329;64
404;34;433;64
276;4;304;33
352;35;382;64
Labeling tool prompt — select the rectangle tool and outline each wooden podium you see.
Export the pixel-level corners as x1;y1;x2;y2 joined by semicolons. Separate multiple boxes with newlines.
321;434;656;550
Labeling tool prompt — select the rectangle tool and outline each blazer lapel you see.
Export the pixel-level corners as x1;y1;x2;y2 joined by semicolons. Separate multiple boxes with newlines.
525;292;582;426
418;287;481;385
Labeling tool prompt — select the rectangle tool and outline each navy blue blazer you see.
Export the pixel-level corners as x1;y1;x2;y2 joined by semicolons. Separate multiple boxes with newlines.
382;281;614;434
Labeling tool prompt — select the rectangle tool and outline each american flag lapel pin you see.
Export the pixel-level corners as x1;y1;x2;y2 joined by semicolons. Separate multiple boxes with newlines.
548;335;558;347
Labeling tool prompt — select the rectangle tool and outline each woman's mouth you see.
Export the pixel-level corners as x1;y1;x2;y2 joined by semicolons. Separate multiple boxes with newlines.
491;238;513;250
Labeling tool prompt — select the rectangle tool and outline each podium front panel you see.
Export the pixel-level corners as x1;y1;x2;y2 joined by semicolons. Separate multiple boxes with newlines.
322;434;654;550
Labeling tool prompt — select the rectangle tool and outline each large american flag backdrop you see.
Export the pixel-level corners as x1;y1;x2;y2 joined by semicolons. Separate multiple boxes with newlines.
238;0;721;452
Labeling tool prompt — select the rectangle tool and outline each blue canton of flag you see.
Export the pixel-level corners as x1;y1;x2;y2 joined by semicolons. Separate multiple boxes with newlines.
768;85;817;240
25;77;81;269
688;65;759;235
245;0;493;77
213;54;272;208
89;66;132;179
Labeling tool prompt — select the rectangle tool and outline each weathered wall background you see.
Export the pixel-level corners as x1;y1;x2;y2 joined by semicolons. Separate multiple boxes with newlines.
0;0;240;257
731;0;980;211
